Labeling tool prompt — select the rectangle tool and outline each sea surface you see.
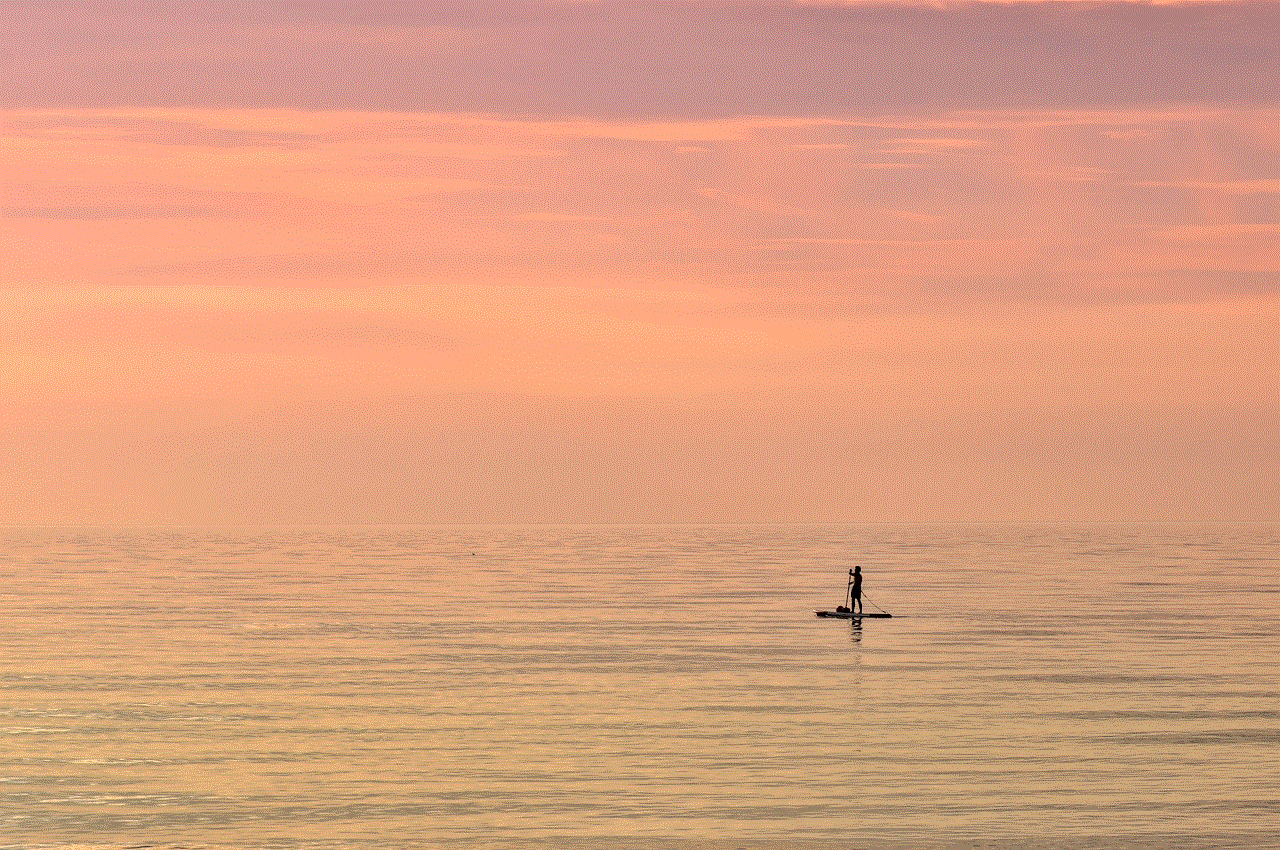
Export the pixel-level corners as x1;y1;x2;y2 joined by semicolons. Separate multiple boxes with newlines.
1;524;1277;850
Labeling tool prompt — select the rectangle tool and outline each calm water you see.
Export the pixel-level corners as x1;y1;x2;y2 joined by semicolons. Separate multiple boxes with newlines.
1;524;1277;850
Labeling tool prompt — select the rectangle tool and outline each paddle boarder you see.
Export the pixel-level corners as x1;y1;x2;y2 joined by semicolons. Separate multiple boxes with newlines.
848;566;862;615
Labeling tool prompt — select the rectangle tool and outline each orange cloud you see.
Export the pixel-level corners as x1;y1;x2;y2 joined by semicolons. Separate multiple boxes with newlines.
4;98;1278;523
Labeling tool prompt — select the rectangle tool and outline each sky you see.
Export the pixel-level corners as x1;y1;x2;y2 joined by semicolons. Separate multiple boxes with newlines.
3;0;1278;525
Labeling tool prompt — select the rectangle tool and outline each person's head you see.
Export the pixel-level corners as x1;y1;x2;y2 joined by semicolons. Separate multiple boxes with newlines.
854;566;861;574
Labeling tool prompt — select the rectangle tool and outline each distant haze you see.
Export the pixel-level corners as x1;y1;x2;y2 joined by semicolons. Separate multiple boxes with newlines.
4;1;1278;524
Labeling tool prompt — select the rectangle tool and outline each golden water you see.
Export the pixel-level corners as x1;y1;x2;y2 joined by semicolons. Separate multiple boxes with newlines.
2;524;1277;848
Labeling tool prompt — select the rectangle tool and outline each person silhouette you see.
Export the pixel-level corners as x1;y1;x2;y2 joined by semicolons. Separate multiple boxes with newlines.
848;566;863;615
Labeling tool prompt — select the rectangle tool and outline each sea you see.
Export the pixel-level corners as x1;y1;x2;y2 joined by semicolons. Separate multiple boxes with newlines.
1;524;1276;850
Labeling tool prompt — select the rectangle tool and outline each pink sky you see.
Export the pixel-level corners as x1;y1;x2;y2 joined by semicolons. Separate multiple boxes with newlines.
3;2;1278;524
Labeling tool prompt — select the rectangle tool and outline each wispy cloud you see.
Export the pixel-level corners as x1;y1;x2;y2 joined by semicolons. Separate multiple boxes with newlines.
8;105;1276;304
1135;179;1280;195
6;2;1279;115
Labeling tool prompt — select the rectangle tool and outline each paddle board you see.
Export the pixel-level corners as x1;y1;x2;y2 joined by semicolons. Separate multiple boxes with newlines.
815;610;892;618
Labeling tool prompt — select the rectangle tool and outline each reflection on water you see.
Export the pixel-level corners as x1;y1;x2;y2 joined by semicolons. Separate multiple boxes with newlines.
1;524;1277;850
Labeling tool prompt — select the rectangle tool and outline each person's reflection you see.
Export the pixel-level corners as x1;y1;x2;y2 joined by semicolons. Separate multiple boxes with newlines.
849;617;862;643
